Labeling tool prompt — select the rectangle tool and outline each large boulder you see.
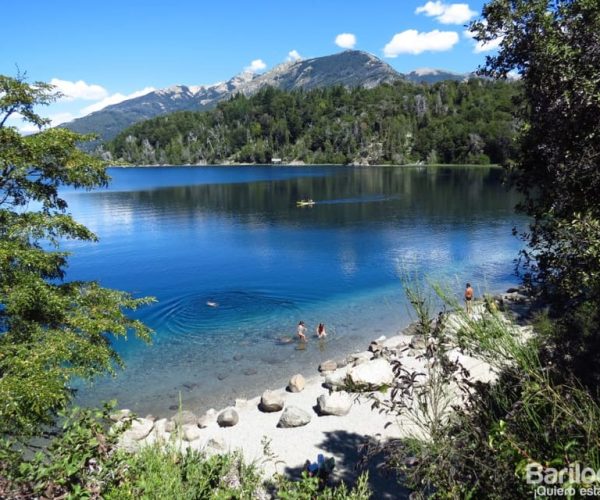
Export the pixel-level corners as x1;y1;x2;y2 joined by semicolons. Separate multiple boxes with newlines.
317;391;353;416
288;373;306;393
277;406;312;428
260;390;284;412
217;408;239;427
348;358;394;388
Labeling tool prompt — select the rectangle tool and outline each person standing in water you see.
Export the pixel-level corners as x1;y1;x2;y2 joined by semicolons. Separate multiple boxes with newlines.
317;323;327;338
464;283;474;314
297;321;307;341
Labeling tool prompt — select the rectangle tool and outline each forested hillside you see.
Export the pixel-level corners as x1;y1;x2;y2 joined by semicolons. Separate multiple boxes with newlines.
106;79;519;166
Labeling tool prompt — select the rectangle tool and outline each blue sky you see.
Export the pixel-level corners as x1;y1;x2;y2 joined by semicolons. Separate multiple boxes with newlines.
2;0;498;132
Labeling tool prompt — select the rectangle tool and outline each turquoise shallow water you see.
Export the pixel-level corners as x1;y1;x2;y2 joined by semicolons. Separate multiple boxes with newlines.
65;165;524;416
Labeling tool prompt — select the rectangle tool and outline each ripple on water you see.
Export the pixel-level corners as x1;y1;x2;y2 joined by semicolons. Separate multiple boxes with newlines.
145;289;303;348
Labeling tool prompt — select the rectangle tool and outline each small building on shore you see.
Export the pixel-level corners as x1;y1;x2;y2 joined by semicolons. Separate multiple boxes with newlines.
271;158;282;165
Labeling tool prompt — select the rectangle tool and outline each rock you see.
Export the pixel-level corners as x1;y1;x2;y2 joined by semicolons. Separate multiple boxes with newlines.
277;406;312;428
319;359;337;372
216;373;229;381
150;418;170;442
243;368;258;376
375;335;387;342
233;354;243;361
197;409;217;428
109;409;132;422
409;336;426;350
164;420;176;432
323;370;348;389
171;410;197;427
260;390;284;412
348;358;395;388
317;391;353;416
217;408;239;427
288;374;306;392
182;424;202;442
235;398;248;408
145;414;156;422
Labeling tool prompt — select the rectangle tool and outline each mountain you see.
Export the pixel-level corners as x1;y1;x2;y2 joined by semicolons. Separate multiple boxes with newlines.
404;68;470;84
62;51;470;142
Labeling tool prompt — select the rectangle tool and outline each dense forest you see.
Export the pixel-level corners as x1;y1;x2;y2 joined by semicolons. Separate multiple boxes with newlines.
106;79;519;166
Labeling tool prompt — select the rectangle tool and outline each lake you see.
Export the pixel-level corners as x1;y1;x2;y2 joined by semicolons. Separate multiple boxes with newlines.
65;165;524;416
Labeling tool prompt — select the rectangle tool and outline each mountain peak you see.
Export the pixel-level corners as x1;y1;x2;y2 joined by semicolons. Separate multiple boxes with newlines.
62;51;472;141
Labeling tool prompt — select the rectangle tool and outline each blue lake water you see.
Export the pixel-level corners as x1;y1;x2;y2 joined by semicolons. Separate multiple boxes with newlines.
65;165;524;416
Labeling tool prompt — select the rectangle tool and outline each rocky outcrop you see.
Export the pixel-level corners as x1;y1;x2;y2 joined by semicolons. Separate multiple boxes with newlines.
277;406;312;428
171;410;198;427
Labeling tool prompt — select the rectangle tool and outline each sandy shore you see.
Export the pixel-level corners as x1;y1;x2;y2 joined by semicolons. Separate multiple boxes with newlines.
115;299;514;497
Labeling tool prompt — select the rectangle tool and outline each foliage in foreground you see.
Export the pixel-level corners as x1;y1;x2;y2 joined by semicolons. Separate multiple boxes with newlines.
374;285;600;499
0;74;154;440
0;403;370;499
473;0;600;388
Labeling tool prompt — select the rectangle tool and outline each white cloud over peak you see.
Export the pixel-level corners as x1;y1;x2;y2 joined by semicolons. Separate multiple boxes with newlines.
50;78;108;101
384;29;459;56
416;1;476;25
244;59;267;73
80;87;156;115
287;50;303;62
335;33;356;49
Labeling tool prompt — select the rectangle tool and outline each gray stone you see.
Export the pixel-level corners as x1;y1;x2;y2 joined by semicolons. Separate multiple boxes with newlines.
206;437;226;452
317;391;353;416
260;390;284;412
182;424;202;442
164;420;176;433
277;406;312;428
217;408;239;427
288;373;306;392
319;359;337;372
348;358;395;388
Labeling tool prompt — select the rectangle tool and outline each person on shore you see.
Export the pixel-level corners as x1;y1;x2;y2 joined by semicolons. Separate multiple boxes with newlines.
464;283;474;314
297;321;307;341
317;323;327;338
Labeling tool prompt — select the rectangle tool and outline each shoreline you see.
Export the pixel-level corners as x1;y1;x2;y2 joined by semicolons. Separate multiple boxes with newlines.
108;162;500;169
113;288;528;495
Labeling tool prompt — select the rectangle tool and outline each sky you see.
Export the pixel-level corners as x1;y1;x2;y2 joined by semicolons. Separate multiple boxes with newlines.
2;0;499;133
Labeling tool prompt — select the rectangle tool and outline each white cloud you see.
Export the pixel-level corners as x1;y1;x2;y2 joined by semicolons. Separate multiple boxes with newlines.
463;29;504;53
80;87;156;115
416;1;476;25
50;78;108;101
383;29;459;56
287;50;303;62
335;33;356;49
244;59;267;73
